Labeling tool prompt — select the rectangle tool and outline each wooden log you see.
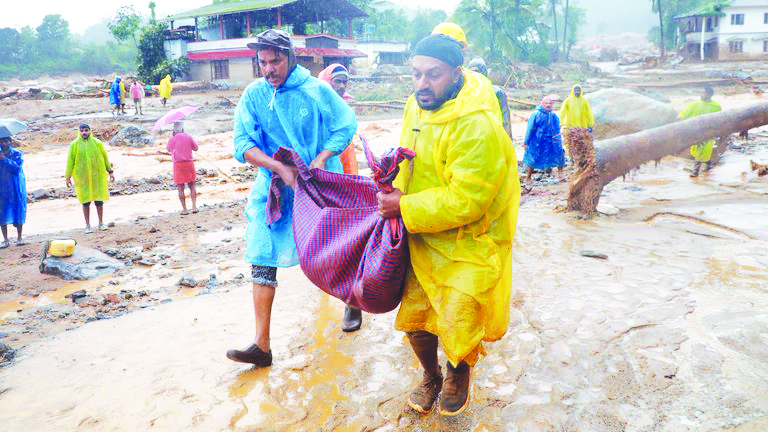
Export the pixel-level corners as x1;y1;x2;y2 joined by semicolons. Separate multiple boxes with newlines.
0;89;19;100
568;102;768;214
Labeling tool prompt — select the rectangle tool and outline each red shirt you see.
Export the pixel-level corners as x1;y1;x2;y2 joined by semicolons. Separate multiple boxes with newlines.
167;133;198;162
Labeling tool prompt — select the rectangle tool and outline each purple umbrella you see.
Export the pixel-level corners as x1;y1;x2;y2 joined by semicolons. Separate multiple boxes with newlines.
152;105;199;132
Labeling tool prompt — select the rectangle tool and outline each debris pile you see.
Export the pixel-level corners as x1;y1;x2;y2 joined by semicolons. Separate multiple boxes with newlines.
110;126;154;147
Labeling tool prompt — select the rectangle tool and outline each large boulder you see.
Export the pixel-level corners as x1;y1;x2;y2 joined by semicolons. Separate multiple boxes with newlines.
110;126;153;147
586;88;678;140
40;245;124;280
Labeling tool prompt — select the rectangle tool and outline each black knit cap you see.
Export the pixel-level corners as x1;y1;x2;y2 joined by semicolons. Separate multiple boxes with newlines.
413;34;464;68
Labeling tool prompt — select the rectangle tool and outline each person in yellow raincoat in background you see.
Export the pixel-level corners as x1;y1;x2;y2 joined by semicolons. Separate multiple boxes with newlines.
65;124;115;233
378;34;520;417
118;77;127;114
559;84;594;163
679;86;721;177
159;74;172;106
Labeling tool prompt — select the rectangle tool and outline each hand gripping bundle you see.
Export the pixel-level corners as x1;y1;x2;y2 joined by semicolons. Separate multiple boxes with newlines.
266;136;415;313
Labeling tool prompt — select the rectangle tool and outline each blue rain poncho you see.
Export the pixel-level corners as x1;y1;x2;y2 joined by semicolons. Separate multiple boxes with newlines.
233;64;357;267
0;146;27;225
523;106;565;170
109;78;121;106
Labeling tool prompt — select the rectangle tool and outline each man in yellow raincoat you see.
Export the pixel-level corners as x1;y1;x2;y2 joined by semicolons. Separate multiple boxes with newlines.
159;74;172;106
378;34;520;417
560;84;594;163
679;86;721;177
65;124;115;233
119;78;128;114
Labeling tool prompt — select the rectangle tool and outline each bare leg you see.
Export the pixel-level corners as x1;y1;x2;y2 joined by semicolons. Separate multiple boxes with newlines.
526;167;533;182
189;183;197;212
96;204;104;226
0;224;7;242
82;204;91;228
252;283;276;352
177;184;188;214
14;224;22;242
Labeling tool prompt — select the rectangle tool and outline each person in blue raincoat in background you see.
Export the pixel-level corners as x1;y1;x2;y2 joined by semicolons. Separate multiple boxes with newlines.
523;96;565;183
109;77;122;116
0;137;26;248
226;29;358;367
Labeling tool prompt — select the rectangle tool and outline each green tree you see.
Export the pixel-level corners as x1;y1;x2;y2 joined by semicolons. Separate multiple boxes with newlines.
109;5;142;47
148;1;157;23
0;28;22;76
405;8;447;47
137;22;189;83
36;14;71;59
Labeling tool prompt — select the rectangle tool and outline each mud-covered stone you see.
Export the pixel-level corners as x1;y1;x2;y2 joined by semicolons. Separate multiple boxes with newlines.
109;126;153;147
40;246;124;280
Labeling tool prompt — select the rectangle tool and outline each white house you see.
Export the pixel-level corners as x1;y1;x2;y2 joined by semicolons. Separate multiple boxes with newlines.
674;0;768;61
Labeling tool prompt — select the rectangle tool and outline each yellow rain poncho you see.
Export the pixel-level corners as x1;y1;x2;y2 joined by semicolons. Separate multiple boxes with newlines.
393;71;521;367
65;131;112;204
119;80;127;104
159;74;172;100
679;99;721;162
560;85;594;128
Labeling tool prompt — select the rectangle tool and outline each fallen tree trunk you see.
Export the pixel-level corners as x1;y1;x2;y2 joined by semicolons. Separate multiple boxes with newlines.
568;101;768;214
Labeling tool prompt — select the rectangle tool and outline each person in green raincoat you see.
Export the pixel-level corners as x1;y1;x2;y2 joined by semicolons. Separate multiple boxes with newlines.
65;124;115;233
678;86;721;177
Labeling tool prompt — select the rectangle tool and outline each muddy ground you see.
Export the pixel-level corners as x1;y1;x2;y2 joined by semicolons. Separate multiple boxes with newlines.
0;62;767;431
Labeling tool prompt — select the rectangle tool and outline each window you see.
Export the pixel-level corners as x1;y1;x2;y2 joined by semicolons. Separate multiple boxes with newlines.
764;40;768;52
212;60;229;80
729;41;743;53
764;12;768;24
731;14;744;25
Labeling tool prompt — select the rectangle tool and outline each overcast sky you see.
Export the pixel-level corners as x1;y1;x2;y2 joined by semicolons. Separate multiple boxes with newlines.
2;0;463;33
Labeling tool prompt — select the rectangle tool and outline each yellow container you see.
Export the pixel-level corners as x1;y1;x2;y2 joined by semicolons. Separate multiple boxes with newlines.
48;239;76;257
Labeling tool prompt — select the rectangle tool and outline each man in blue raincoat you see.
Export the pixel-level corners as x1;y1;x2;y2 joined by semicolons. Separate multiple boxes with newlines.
109;77;122;116
523;96;565;183
227;29;358;367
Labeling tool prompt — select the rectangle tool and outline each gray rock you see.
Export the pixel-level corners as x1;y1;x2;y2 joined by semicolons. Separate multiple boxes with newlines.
109;126;153;148
178;275;197;287
0;342;16;364
40;246;124;280
29;189;48;200
586;88;678;140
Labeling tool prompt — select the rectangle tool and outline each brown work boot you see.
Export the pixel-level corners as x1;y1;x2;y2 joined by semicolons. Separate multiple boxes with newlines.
439;361;471;416
408;367;443;413
406;331;442;413
226;343;272;367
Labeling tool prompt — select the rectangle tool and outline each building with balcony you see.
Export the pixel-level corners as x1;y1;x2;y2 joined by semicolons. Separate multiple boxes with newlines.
163;0;368;86
674;0;768;61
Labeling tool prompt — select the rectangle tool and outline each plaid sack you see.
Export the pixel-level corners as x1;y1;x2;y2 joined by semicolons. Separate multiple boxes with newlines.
266;137;415;313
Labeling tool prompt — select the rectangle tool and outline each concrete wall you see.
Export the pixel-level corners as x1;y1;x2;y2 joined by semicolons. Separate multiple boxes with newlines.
188;58;260;88
164;40;188;61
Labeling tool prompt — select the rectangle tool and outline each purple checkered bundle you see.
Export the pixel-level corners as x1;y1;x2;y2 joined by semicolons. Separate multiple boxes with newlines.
266;138;415;313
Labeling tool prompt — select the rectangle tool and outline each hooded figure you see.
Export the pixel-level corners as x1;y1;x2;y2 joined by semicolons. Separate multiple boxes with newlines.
159;74;172;105
0;137;26;247
318;63;358;175
379;34;520;416
559;84;594;129
65;127;112;205
467;57;512;138
523;96;564;180
109;77;122;114
679;86;721;176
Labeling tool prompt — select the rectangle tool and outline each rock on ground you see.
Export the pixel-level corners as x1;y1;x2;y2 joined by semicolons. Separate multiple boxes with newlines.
587;88;678;140
40;245;124;280
109;126;153;147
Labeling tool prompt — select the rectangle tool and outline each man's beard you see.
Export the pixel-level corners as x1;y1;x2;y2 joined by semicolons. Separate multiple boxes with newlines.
415;77;463;111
